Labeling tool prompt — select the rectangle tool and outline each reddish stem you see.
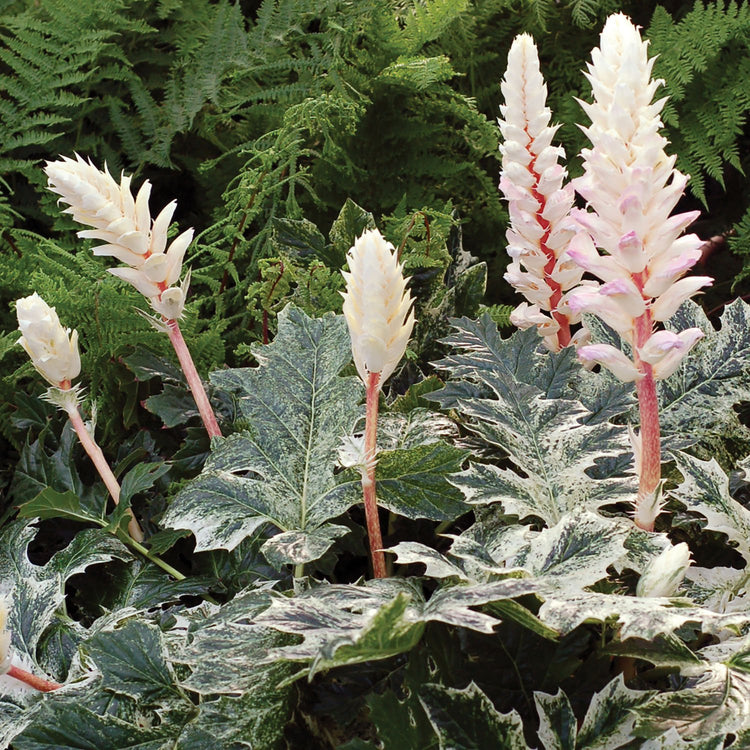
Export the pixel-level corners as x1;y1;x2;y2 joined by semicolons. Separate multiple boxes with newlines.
166;320;222;439
7;664;61;692
363;372;387;579
65;401;144;541
632;304;660;532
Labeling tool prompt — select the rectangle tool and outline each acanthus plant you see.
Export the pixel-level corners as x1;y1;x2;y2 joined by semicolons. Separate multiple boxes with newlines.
2;11;750;750
498;15;712;531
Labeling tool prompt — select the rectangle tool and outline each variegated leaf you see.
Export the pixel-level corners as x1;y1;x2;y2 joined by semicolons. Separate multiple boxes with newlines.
430;317;635;525
419;682;528;750
162;306;362;566
670;451;750;563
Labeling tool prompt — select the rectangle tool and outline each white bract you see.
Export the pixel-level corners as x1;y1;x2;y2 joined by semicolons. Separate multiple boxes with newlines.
636;542;692;598
567;14;712;381
341;229;415;388
498;33;583;351
16;293;81;387
45;155;193;320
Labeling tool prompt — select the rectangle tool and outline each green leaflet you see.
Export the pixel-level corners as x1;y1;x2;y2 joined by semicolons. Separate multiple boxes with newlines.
83;621;182;703
430;319;635;525
162;306;363;566
418;682;528;750
253;577;538;682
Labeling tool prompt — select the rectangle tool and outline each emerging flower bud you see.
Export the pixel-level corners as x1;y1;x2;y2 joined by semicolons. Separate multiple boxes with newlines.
636;542;692;598
341;229;415;388
45;155;193;320
16;293;81;387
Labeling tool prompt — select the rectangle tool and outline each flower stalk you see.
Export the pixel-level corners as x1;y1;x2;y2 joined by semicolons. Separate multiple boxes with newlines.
45;156;221;439
341;229;415;579
363;372;386;579
16;293;144;540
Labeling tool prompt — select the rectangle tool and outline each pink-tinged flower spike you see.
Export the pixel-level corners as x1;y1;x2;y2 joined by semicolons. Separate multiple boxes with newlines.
44;155;221;439
16;294;144;542
568;14;713;531
342;229;415;579
0;597;61;692
498;33;584;352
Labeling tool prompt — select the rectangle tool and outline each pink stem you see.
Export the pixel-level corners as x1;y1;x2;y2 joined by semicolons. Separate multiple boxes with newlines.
165;320;222;439
66;404;144;541
633;311;661;532
7;664;62;692
363;372;387;579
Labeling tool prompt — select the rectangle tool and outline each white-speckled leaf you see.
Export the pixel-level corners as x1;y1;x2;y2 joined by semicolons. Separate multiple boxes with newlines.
419;682;529;750
162;306;362;565
576;675;653;750
639;728;726;750
670;452;750;564
0;523;129;668
659;299;750;452
534;689;576;750
430;318;635;525
634;664;750;739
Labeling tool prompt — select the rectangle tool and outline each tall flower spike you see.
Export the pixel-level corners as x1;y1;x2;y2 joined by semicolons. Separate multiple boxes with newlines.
498;34;584;351
568;14;712;531
44;155;221;439
16;293;144;542
342;229;415;579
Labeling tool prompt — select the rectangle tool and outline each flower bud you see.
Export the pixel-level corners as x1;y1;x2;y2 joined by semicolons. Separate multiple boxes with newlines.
17;293;81;387
636;543;692;598
341;229;415;387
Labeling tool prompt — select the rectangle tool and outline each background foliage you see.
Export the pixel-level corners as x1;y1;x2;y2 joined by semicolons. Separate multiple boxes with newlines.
1;0;750;748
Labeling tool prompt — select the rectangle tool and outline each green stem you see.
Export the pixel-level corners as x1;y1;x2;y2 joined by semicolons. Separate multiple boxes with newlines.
116;531;186;581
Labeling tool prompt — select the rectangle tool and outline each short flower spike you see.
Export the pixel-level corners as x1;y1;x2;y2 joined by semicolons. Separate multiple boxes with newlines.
16;293;80;388
342;228;415;389
45;154;192;321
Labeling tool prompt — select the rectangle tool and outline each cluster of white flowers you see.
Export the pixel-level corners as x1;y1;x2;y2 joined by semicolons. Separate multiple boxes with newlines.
499;16;711;378
498;34;583;352
341;229;415;388
567;14;712;382
45;155;192;321
16;293;80;388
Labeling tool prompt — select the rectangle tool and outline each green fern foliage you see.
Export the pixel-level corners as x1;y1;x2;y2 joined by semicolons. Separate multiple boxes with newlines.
647;1;750;204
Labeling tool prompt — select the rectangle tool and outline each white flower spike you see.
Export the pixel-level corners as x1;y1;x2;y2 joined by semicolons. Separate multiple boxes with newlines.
498;33;583;351
16;293;80;388
45;155;221;439
341;228;415;580
44;155;193;321
342;229;415;389
566;14;713;531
